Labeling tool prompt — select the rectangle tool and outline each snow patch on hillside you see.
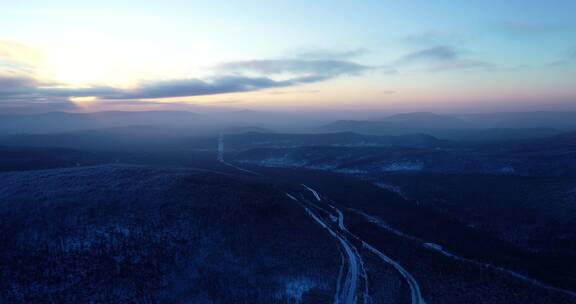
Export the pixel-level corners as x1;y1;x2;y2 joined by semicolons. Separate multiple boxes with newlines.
277;278;316;304
381;161;423;172
335;168;368;174
374;182;407;200
239;156;307;167
500;165;515;174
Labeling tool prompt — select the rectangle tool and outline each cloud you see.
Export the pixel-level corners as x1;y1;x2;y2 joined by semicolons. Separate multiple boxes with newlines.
396;33;493;72
212;99;243;104
0;74;38;90
301;90;320;94
401;32;465;47
397;46;458;64
0;75;291;100
268;89;319;95
90;58;370;98
267;91;288;95
498;20;570;36
0;40;44;76
428;59;493;71
294;48;367;60
548;47;576;67
394;45;491;71
0;58;375;102
0;40;55;101
0;40;42;64
107;76;291;99
0;45;377;105
0;74;58;99
216;59;371;78
0;88;79;113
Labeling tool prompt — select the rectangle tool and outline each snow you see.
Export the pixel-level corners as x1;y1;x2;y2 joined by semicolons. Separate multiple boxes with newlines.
291;188;366;304
355;210;420;242
422;242;576;298
302;185;421;304
500;165;515;174
374;182;407;200
355;209;576;299
363;243;426;304
302;184;321;201
381;161;424;172
281;278;316;304
303;207;360;304
423;242;443;251
334;168;367;174
285;193;298;201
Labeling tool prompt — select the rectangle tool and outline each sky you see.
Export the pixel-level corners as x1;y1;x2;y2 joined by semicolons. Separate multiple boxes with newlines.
1;0;575;113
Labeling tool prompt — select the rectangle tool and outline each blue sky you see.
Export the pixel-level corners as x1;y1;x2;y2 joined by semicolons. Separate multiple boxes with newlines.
1;0;575;112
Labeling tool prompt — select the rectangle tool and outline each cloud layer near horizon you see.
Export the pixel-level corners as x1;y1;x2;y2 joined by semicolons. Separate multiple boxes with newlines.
0;54;378;103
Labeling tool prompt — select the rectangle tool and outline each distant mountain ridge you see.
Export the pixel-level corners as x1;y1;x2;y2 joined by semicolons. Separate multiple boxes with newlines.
322;111;575;141
0;110;201;134
222;131;444;150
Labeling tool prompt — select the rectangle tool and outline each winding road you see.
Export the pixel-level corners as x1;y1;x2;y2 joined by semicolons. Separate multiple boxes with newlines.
286;192;369;304
299;185;426;304
219;133;426;304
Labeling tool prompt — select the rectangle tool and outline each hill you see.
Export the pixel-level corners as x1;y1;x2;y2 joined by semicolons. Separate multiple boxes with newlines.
0;165;339;303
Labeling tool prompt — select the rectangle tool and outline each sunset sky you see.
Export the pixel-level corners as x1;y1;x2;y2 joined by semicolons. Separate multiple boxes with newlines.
1;0;575;113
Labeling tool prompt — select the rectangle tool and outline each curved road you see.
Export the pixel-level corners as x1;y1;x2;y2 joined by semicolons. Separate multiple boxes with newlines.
216;133;576;303
300;185;426;304
219;133;425;304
